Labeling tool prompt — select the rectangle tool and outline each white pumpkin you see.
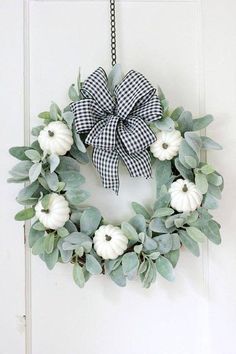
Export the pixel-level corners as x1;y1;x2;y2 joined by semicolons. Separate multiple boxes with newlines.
150;129;182;160
93;225;128;260
38;121;73;155
35;193;70;230
169;179;203;212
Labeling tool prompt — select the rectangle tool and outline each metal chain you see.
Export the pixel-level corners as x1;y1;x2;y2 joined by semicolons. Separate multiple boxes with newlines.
110;0;117;67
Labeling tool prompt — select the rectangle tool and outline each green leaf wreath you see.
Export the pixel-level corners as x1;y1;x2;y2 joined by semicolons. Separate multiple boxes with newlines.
8;68;224;288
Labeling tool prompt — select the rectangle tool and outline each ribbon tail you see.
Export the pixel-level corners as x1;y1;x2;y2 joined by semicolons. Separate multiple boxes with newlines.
117;143;152;179
92;148;120;194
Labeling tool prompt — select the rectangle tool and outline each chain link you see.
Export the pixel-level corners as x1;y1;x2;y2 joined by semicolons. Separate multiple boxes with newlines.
110;0;117;67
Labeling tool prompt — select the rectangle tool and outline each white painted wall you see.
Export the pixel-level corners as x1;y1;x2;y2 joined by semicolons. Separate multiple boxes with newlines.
1;1;236;354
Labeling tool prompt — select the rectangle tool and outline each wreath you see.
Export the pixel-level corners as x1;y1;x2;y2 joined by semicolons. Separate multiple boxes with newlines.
8;66;224;288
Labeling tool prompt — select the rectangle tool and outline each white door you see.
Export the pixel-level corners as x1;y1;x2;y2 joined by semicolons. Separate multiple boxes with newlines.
1;1;236;354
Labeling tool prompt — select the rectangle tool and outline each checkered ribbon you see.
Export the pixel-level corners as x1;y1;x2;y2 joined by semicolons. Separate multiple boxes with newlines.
70;67;162;193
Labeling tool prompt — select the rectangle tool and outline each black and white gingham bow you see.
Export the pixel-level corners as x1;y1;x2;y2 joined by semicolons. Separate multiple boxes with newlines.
70;67;162;193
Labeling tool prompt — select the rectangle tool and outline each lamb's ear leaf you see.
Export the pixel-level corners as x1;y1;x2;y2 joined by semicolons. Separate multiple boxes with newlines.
121;222;138;241
165;249;180;268
201;136;223;150
110;265;126;287
85;254;102;275
192;114;213;131
122;252;139;276
68;84;80;102
131;202;150;220
201;220;221;245
73;263;85;288
156;256;175;281
171;106;184;121
44;248;59;270
9;146;30;161
177;111;193;133
80;207;101;235
179;230;200;257
15;207;35;221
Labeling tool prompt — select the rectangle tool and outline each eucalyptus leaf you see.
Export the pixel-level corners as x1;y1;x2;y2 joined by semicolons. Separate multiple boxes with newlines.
156;256;175;281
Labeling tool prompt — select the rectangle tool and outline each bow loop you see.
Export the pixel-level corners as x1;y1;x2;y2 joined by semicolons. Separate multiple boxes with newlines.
70;67;163;193
114;70;156;119
81;67;114;114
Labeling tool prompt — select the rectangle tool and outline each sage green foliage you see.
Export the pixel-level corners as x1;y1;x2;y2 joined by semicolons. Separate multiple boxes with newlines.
8;69;224;288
